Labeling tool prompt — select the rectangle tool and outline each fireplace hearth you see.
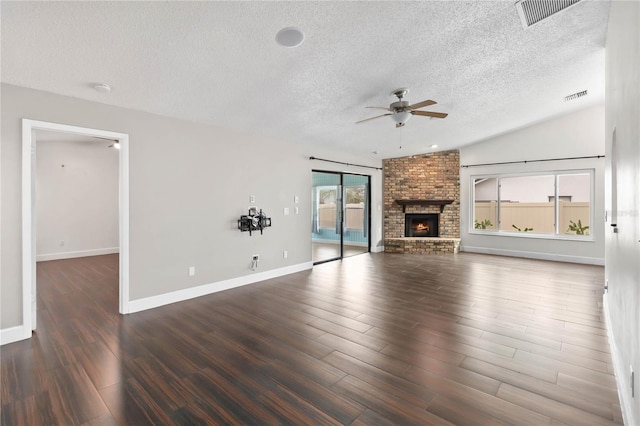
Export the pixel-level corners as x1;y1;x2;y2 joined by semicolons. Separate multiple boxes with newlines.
405;213;439;237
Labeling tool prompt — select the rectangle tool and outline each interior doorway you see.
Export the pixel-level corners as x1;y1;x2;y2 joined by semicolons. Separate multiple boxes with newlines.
21;119;130;339
311;171;370;264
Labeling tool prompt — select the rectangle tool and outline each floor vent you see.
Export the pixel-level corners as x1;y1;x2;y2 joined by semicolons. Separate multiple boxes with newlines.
515;0;583;29
564;90;588;102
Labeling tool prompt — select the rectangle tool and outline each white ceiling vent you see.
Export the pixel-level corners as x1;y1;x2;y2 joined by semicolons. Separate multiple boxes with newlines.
515;0;583;29
564;90;587;102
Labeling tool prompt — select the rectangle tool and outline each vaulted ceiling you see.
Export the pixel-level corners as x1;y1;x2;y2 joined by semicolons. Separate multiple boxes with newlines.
1;1;610;160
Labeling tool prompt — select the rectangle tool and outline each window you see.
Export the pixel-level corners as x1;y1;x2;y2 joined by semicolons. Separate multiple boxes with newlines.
500;175;555;233
472;170;593;238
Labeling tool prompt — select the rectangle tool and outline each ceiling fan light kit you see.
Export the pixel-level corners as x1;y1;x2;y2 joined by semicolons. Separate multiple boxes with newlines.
356;88;448;128
392;111;412;126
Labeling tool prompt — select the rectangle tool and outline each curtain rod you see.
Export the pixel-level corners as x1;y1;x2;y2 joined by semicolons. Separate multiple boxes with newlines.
309;156;382;171
461;155;605;168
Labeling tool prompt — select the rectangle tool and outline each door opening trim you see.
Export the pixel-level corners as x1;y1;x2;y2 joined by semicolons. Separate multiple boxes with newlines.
21;119;130;339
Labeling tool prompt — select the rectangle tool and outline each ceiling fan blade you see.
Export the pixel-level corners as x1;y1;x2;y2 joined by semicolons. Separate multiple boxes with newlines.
407;99;437;110
355;113;392;124
365;106;393;111
411;110;448;119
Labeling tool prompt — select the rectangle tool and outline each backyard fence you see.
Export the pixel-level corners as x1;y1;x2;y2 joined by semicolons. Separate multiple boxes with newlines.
474;201;590;234
318;203;364;230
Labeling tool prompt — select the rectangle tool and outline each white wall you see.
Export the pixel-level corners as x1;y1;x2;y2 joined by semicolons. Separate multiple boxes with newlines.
474;179;497;201
603;1;640;424
475;174;591;203
500;175;555;203
0;83;383;334
36;138;119;261
460;104;605;264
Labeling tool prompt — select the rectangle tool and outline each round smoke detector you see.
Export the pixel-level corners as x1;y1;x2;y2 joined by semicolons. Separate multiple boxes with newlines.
276;27;305;48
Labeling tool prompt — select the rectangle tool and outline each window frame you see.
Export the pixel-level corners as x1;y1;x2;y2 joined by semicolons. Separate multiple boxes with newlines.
470;169;595;241
315;185;340;230
343;184;366;231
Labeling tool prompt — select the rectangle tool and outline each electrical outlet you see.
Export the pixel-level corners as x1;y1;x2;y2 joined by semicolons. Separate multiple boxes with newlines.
294;195;299;203
252;254;259;261
283;250;288;259
250;195;255;203
188;266;195;276
283;207;290;215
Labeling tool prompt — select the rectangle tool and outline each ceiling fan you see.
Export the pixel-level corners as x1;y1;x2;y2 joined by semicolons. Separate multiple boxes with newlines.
356;88;448;128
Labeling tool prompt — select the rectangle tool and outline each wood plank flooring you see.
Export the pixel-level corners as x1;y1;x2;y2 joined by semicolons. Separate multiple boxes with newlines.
1;253;623;425
312;242;368;263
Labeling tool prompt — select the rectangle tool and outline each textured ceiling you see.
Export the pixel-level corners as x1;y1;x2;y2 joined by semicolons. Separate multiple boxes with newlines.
1;1;610;160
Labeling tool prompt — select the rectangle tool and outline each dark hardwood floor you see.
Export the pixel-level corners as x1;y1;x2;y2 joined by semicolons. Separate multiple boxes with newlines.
1;253;623;425
312;242;368;263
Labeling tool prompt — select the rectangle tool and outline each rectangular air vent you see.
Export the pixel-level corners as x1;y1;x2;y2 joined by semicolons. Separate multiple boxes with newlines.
515;0;583;29
564;90;588;102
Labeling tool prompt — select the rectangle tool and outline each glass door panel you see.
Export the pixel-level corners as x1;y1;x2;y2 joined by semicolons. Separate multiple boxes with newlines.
312;172;342;263
343;174;369;258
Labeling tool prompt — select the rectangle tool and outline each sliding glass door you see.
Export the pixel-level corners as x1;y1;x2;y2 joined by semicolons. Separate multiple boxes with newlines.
312;171;370;264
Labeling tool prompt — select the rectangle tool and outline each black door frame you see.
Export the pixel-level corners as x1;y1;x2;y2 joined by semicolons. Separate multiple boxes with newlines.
312;170;371;265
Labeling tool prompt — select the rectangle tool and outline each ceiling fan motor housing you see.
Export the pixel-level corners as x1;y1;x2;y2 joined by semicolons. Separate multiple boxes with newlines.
391;93;411;124
390;100;410;111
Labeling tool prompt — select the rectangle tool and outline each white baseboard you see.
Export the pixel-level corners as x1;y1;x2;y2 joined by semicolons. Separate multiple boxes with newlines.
128;261;314;314
460;246;604;265
2;261;312;345
371;245;384;253
603;294;635;426
37;247;120;262
0;325;30;346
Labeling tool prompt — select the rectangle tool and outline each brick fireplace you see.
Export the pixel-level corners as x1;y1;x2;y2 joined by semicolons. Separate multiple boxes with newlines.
383;150;460;254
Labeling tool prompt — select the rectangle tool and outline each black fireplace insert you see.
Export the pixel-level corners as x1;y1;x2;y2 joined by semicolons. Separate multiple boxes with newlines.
405;213;439;237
